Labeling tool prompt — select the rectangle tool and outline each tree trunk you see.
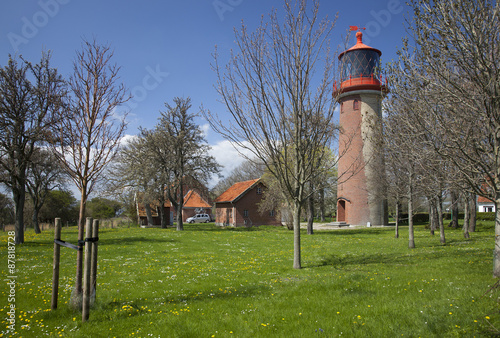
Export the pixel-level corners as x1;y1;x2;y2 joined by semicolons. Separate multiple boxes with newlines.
159;184;168;229
408;195;415;248
307;182;314;235
463;194;470;239
293;200;301;269
319;188;325;222
176;204;183;231
159;198;168;229
494;197;500;277
408;169;415;249
469;193;476;233
33;206;41;234
437;195;446;244
144;203;154;226
395;199;400;239
72;189;87;307
450;190;459;228
13;186;25;244
160;205;168;228
429;199;436;236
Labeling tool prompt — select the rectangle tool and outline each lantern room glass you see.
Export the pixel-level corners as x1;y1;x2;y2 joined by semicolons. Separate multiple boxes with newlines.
340;50;380;82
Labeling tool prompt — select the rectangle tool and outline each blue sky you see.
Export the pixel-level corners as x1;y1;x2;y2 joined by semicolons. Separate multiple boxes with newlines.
1;0;409;188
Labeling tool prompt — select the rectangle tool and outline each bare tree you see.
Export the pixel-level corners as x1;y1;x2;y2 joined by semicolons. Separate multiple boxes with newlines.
26;148;66;233
109;134;162;226
146;97;220;231
203;0;338;269
383;104;420;248
0;52;67;244
51;39;129;304
390;0;499;274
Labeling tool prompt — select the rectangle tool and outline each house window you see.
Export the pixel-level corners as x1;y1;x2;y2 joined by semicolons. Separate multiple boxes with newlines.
256;186;262;195
486;206;493;212
353;99;359;110
269;210;275;217
243;210;249;217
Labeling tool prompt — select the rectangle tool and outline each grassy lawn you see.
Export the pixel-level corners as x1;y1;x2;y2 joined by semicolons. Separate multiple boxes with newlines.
1;222;499;337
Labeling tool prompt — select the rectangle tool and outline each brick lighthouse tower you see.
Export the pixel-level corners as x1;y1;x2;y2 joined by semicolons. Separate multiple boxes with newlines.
334;27;388;227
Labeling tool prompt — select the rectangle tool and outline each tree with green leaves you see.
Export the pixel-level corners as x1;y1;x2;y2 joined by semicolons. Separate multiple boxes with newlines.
38;190;78;225
86;197;121;219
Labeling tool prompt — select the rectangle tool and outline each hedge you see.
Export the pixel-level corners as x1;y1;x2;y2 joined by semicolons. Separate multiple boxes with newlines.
394;212;495;223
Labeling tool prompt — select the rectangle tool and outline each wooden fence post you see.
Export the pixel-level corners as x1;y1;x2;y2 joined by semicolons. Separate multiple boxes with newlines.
82;217;93;322
90;219;99;299
51;218;62;310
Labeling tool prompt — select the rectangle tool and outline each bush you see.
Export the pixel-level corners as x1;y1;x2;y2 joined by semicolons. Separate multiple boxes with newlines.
477;212;495;221
397;213;429;224
414;213;429;223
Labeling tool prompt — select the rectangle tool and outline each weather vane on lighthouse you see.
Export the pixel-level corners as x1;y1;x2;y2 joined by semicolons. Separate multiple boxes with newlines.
349;26;365;32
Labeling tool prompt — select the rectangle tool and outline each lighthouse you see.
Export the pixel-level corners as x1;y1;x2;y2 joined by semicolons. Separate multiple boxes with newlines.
334;28;388;227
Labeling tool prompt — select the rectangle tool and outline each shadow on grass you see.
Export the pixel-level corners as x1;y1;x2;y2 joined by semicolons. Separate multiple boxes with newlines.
20;235;179;248
316;250;451;269
181;224;278;232
92;283;271;319
99;236;178;246
313;228;391;236
155;283;270;305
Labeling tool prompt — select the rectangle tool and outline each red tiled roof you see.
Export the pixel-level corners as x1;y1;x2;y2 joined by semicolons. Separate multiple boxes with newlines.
137;201;171;217
478;196;494;203
214;178;260;203
183;190;212;208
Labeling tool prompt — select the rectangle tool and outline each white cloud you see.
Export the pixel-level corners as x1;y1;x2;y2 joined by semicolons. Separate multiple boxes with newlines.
200;123;210;138
119;134;138;147
208;139;256;187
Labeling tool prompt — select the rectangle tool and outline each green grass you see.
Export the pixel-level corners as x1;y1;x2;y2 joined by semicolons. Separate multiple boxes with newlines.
1;223;499;337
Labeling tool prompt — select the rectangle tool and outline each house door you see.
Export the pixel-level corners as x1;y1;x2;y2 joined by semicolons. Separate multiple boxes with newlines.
226;208;232;226
337;200;346;222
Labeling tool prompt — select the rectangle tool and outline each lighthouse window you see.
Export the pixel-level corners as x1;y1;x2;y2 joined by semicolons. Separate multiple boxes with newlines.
340;50;380;82
353;99;359;110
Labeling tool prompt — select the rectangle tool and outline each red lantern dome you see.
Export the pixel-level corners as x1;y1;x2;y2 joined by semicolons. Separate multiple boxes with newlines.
334;31;388;96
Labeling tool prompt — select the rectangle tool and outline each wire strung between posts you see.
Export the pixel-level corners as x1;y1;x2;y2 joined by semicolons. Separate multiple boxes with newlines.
53;237;99;251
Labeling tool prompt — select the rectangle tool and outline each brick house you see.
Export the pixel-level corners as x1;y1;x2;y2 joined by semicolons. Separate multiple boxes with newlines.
478;196;495;212
180;189;212;221
136;198;172;226
214;178;281;227
136;178;212;225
